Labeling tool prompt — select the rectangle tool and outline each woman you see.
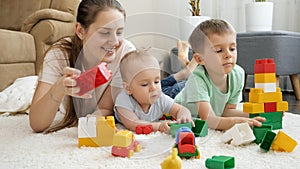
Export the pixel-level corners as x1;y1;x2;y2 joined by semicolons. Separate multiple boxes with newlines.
29;0;135;133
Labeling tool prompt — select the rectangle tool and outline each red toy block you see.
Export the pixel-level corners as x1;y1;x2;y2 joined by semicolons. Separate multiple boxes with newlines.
264;102;277;112
254;58;276;74
135;125;153;135
75;62;112;96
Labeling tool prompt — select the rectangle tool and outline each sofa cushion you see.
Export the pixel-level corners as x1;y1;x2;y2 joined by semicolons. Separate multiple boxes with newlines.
0;29;35;63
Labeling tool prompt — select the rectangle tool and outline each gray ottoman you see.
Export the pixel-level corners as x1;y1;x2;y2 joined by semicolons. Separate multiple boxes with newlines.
237;31;300;100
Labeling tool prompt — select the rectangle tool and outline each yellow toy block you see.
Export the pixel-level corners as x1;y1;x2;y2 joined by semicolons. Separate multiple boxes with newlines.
271;131;297;152
113;130;133;147
97;116;117;147
254;73;276;83
276;101;288;112
78;116;117;147
249;88;282;103
243;102;264;114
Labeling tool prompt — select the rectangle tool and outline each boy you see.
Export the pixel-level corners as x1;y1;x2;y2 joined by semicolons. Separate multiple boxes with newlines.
174;19;265;130
114;49;194;133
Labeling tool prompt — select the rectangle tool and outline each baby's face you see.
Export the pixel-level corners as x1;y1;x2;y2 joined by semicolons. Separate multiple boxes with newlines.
203;32;237;75
129;69;161;107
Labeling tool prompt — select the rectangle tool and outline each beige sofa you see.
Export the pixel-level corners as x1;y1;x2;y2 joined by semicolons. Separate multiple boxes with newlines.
0;0;80;91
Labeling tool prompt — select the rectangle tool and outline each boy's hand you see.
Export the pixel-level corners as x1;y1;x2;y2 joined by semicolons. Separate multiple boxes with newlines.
248;116;266;128
158;121;170;134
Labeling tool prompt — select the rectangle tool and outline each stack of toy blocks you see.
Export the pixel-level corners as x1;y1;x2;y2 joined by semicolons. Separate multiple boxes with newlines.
243;58;288;130
78;116;116;147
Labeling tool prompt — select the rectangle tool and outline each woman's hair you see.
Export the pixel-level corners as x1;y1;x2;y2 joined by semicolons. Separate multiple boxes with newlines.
188;19;236;54
44;0;125;133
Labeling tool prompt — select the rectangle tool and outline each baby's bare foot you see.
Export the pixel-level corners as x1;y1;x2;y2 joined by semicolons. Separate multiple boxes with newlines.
177;40;189;67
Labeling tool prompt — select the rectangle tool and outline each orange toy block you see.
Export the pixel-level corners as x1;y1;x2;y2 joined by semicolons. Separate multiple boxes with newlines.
249;88;282;103
243;102;264;114
276;101;288;112
271;131;297;152
254;73;276;83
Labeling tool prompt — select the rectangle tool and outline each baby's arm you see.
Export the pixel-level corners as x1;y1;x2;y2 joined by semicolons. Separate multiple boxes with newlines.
169;103;194;126
196;102;265;130
116;107;170;133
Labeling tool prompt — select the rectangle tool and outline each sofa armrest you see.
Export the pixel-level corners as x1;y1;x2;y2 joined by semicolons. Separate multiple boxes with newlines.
21;8;75;33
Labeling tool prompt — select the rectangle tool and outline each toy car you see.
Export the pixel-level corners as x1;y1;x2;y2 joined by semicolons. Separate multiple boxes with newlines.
111;130;140;158
174;127;200;159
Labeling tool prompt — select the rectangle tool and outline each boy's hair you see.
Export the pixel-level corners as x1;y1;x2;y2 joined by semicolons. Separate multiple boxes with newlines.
188;19;236;54
120;49;160;85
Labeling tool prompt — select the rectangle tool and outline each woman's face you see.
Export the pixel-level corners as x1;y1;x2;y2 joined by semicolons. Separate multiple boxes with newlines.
81;9;125;64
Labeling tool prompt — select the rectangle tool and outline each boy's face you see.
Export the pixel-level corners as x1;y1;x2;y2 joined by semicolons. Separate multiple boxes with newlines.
128;69;162;107
201;32;237;75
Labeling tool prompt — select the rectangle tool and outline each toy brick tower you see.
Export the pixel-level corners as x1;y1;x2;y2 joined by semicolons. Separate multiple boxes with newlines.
243;58;288;130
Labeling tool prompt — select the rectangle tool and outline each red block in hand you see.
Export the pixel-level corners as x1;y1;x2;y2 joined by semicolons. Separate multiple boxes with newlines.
135;125;153;135
75;62;112;96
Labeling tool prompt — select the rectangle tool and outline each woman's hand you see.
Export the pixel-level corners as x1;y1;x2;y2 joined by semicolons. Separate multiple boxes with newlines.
52;67;92;99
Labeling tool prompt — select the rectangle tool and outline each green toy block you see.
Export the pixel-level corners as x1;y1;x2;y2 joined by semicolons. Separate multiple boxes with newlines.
205;155;235;169
253;125;272;144
250;112;282;130
192;118;208;137
260;130;276;151
169;123;192;138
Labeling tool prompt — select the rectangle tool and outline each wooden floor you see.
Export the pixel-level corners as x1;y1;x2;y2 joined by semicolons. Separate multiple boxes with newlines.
243;90;300;115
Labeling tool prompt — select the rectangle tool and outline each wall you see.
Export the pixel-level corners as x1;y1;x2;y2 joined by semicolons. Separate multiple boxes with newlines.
120;0;299;91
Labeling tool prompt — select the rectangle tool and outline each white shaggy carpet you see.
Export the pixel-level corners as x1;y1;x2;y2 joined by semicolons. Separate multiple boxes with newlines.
0;112;299;169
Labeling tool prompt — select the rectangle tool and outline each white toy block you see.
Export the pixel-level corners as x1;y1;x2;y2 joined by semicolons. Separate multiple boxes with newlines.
255;83;276;93
222;123;255;146
78;117;97;138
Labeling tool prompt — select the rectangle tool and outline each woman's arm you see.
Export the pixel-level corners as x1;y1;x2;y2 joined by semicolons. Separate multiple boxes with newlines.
116;107;169;133
29;67;84;132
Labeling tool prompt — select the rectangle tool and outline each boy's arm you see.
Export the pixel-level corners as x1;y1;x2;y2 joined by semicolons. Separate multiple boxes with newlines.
169;103;194;126
222;103;249;117
116;107;168;133
196;102;265;130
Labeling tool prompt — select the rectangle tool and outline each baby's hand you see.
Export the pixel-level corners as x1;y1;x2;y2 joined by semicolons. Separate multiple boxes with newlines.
158;122;170;134
176;111;195;127
248;116;266;128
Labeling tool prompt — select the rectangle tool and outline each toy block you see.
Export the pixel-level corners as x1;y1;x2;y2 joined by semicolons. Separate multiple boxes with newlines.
253;125;272;144
254;58;276;73
161;148;182;169
271;131;297;152
192;119;208;137
276;101;288;112
159;113;176;121
222;123;255;146
135;125;153;135
249;88;282;103
75;62;112;96
111;130;140;158
96;116;117;146
112;130;133;147
260;130;276;151
255;82;276;93
78;117;98;147
250;112;282;130
254;73;276;83
243;102;264;114
205;155;235;169
170;122;192;138
264;102;277;112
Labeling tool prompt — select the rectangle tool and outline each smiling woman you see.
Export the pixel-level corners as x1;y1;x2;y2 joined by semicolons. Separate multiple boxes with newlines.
29;0;136;133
